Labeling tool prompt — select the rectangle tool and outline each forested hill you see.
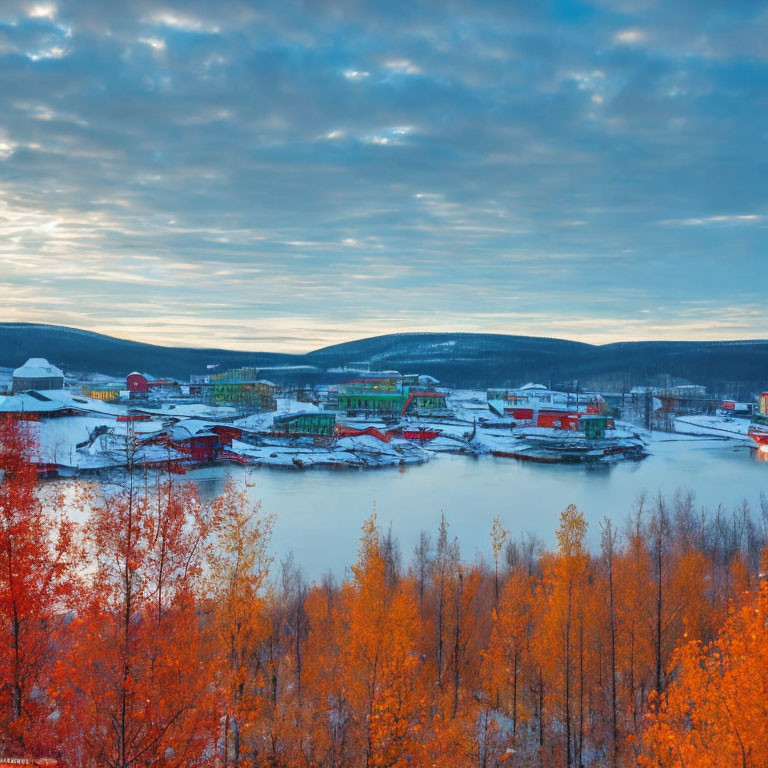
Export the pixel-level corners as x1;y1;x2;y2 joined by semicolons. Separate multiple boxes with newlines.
1;323;766;395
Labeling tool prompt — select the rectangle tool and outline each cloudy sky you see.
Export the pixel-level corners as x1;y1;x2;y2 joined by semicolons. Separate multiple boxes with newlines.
0;0;766;351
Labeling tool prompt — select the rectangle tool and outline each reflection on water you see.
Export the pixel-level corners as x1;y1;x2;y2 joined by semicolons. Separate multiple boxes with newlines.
184;438;768;579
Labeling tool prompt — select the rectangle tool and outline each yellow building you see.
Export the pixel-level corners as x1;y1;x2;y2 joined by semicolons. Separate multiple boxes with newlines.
82;386;120;402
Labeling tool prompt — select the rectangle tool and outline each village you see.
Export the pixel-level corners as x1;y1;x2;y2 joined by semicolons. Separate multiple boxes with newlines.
1;356;767;477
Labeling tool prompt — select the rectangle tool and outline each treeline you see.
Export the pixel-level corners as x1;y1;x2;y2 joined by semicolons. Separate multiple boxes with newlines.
1;416;768;768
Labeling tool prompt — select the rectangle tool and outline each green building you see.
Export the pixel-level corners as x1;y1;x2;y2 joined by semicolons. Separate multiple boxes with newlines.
579;415;608;440
336;390;407;415
205;368;278;411
273;411;336;436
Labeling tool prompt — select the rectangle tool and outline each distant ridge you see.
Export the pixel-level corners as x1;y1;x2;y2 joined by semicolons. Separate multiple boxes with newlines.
0;323;766;395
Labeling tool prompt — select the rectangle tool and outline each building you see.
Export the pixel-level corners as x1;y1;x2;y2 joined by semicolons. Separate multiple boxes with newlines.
82;385;121;402
660;384;707;398
205;368;278;411
12;358;64;392
337;390;407;415
165;421;221;461
721;400;753;415
126;373;180;399
760;392;768;417
536;411;581;430
488;385;604;417
401;390;450;417
401;373;440;388
579;414;609;439
273;411;336;437
343;376;401;392
127;372;150;395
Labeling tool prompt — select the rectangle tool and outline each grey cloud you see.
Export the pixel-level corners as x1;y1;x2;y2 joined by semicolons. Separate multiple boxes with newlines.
0;0;765;350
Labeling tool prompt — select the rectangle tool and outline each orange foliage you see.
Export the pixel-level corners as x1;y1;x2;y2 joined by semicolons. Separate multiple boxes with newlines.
53;476;218;767
0;418;82;758
0;421;764;768
642;581;768;768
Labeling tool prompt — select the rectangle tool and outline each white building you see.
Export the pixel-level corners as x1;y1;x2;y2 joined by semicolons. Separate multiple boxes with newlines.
11;358;64;392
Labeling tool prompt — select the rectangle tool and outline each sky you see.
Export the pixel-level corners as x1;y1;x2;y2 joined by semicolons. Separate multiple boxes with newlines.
0;0;767;352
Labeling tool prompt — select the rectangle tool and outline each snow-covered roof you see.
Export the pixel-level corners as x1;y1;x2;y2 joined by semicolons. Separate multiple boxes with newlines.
171;418;217;435
13;358;63;379
519;382;547;391
0;392;70;414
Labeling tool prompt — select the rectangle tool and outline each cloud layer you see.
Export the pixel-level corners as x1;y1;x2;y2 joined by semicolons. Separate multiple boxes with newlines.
1;0;766;350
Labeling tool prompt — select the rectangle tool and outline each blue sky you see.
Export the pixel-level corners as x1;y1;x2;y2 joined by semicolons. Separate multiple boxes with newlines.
0;0;766;351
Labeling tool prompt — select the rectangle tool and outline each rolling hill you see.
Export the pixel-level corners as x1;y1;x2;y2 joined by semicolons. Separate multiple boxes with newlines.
0;323;766;396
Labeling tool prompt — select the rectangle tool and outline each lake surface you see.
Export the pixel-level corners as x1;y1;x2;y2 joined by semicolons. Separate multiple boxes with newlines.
186;437;768;580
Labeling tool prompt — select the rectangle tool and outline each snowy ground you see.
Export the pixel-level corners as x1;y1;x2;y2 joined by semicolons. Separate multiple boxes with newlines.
234;397;320;430
28;415;162;466
674;414;754;442
137;402;238;419
230;433;427;469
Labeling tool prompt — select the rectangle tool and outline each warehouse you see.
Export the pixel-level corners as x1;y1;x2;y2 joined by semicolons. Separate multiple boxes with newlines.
12;358;64;392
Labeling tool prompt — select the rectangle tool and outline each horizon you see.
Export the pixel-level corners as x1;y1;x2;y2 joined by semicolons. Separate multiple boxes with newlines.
2;0;767;350
2;321;768;358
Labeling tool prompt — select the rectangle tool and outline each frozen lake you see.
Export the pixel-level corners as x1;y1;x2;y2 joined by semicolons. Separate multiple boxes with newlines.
186;437;768;580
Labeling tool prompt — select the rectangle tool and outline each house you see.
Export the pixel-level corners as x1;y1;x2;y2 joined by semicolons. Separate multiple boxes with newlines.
165;421;220;461
273;411;336;437
12;358;64;392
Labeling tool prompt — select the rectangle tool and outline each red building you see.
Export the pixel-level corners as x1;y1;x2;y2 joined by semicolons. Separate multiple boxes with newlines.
510;407;534;421
126;372;149;394
536;410;581;430
210;425;243;446
171;433;219;461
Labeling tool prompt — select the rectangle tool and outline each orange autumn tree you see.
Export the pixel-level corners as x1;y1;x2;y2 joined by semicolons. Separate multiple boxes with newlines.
335;514;426;768
0;416;82;758
208;481;274;768
301;575;351;767
642;579;768;768
536;504;589;768
482;563;534;741
55;475;217;768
